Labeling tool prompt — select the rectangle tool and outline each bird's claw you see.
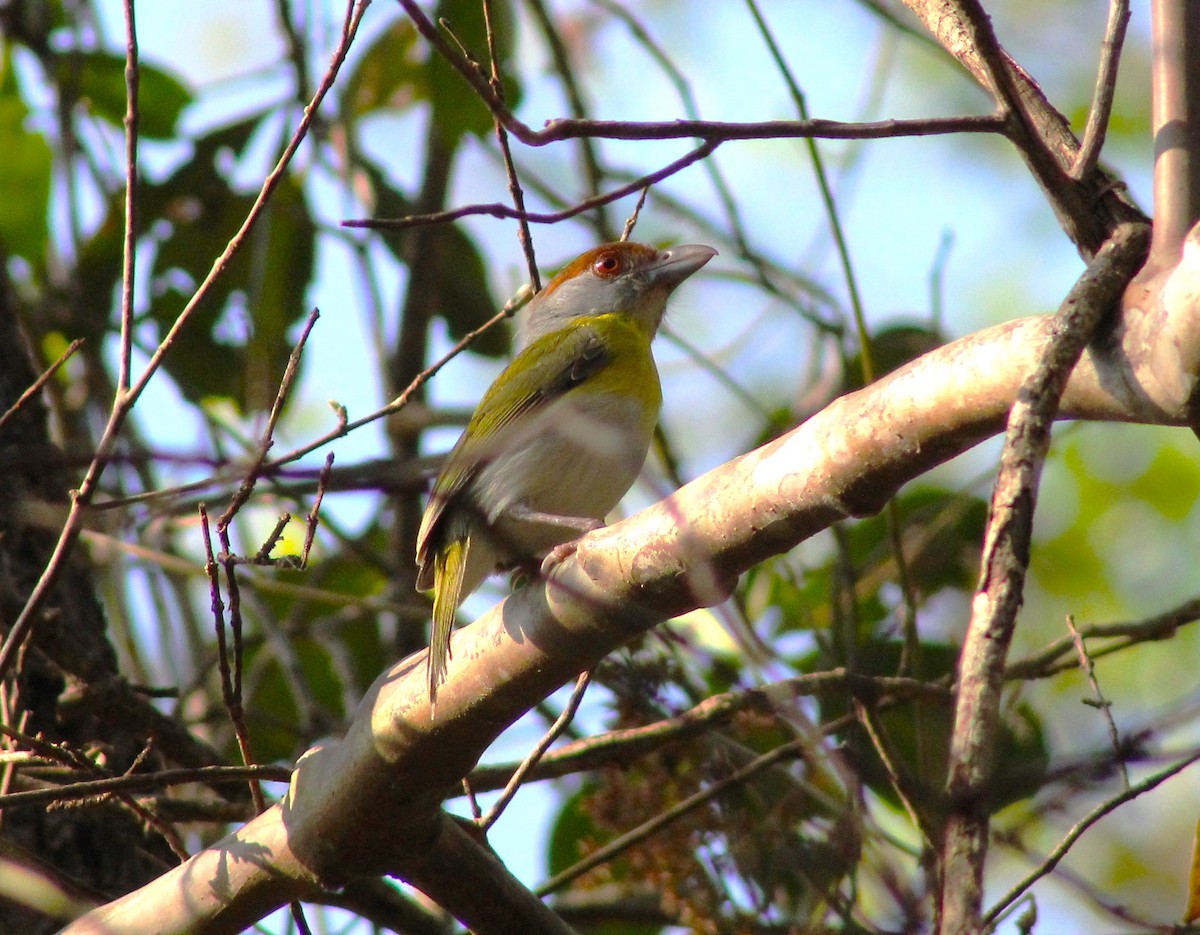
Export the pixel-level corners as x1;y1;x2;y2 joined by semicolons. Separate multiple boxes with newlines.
540;540;580;577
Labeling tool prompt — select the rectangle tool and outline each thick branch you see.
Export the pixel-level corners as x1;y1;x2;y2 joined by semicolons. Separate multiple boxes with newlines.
1149;0;1200;267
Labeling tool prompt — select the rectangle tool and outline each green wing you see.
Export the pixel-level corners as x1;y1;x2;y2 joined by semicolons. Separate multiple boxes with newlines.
415;321;612;568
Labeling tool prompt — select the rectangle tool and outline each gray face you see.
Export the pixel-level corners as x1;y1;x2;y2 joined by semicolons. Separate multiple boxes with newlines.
517;242;717;347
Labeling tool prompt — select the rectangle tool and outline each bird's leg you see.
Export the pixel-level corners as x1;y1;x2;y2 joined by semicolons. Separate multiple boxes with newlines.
504;505;604;533
502;504;605;577
504;542;581;581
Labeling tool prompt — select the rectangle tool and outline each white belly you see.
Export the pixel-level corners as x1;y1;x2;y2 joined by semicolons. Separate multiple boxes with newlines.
472;391;654;559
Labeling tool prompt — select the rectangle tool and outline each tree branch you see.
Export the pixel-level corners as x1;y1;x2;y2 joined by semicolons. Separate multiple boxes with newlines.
937;222;1150;935
1149;0;1200;268
898;0;1147;256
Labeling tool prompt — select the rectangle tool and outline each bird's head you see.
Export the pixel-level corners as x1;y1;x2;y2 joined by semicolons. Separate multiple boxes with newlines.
521;241;717;344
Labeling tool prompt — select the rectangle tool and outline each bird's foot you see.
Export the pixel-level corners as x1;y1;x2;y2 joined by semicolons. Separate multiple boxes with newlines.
540;540;581;576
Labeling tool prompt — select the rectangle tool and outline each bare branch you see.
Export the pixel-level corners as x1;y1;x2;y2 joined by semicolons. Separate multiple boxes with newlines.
467;670;950;792
481;0;540;291
1071;0;1131;180
480;670;591;832
1065;614;1128;789
938;222;1150;935
0;338;83;434
899;0;1147;255
117;0;138;395
984;747;1200;927
0;765;290;811
344;140;716;230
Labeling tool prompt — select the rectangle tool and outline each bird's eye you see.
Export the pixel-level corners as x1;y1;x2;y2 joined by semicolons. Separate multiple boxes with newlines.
592;251;622;277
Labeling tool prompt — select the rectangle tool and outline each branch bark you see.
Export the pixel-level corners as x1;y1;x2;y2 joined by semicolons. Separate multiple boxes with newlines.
1149;0;1200;269
936;222;1151;935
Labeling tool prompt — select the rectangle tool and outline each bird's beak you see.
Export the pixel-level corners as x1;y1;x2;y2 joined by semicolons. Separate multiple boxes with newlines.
647;244;718;290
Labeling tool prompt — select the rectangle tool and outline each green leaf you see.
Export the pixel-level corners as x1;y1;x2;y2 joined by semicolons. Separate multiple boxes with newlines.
435;222;507;355
1129;445;1200;521
1032;527;1111;599
361;156;508;358
143;121;316;409
293;634;346;722
77;117;263;348
240;172;316;411
891;486;988;595
745;560;833;633
272;552;388;694
843;322;945;392
0;49;52;263
67;51;191;139
241;648;300;764
547;784;604;878
546;786;662;933
426;0;520;145
242;636;343;762
811;640;1049;822
341;18;424;122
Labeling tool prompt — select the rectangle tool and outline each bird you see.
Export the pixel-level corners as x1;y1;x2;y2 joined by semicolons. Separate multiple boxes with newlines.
415;240;717;700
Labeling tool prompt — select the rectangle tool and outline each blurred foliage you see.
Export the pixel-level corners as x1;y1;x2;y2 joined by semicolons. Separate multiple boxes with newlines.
0;51;51;262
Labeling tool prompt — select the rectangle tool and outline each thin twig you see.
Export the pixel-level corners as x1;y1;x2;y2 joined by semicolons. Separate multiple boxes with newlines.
983;747;1200;927
620;187;650;242
896;0;1145;257
117;0;138;395
744;0;873;377
745;0;923;682
466;669;949;793
0;765;291;811
252;515;291;565
593;0;753;257
527;0;614;239
218;307;321;529
274;0;311;104
0;338;83;433
200;505;263;811
199;506;234;717
301;452;335;566
236;302;515;474
60;300;499;524
0;723;190;861
481;0;540;291
215;523;266;814
461;778;482;821
1065;614;1128;789
1006;596;1200;680
480;670;591;832
345;140;720;230
1071;0;1131;180
854;700;937;849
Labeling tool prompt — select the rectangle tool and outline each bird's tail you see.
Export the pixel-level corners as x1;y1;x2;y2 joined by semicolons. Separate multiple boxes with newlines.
429;536;469;701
